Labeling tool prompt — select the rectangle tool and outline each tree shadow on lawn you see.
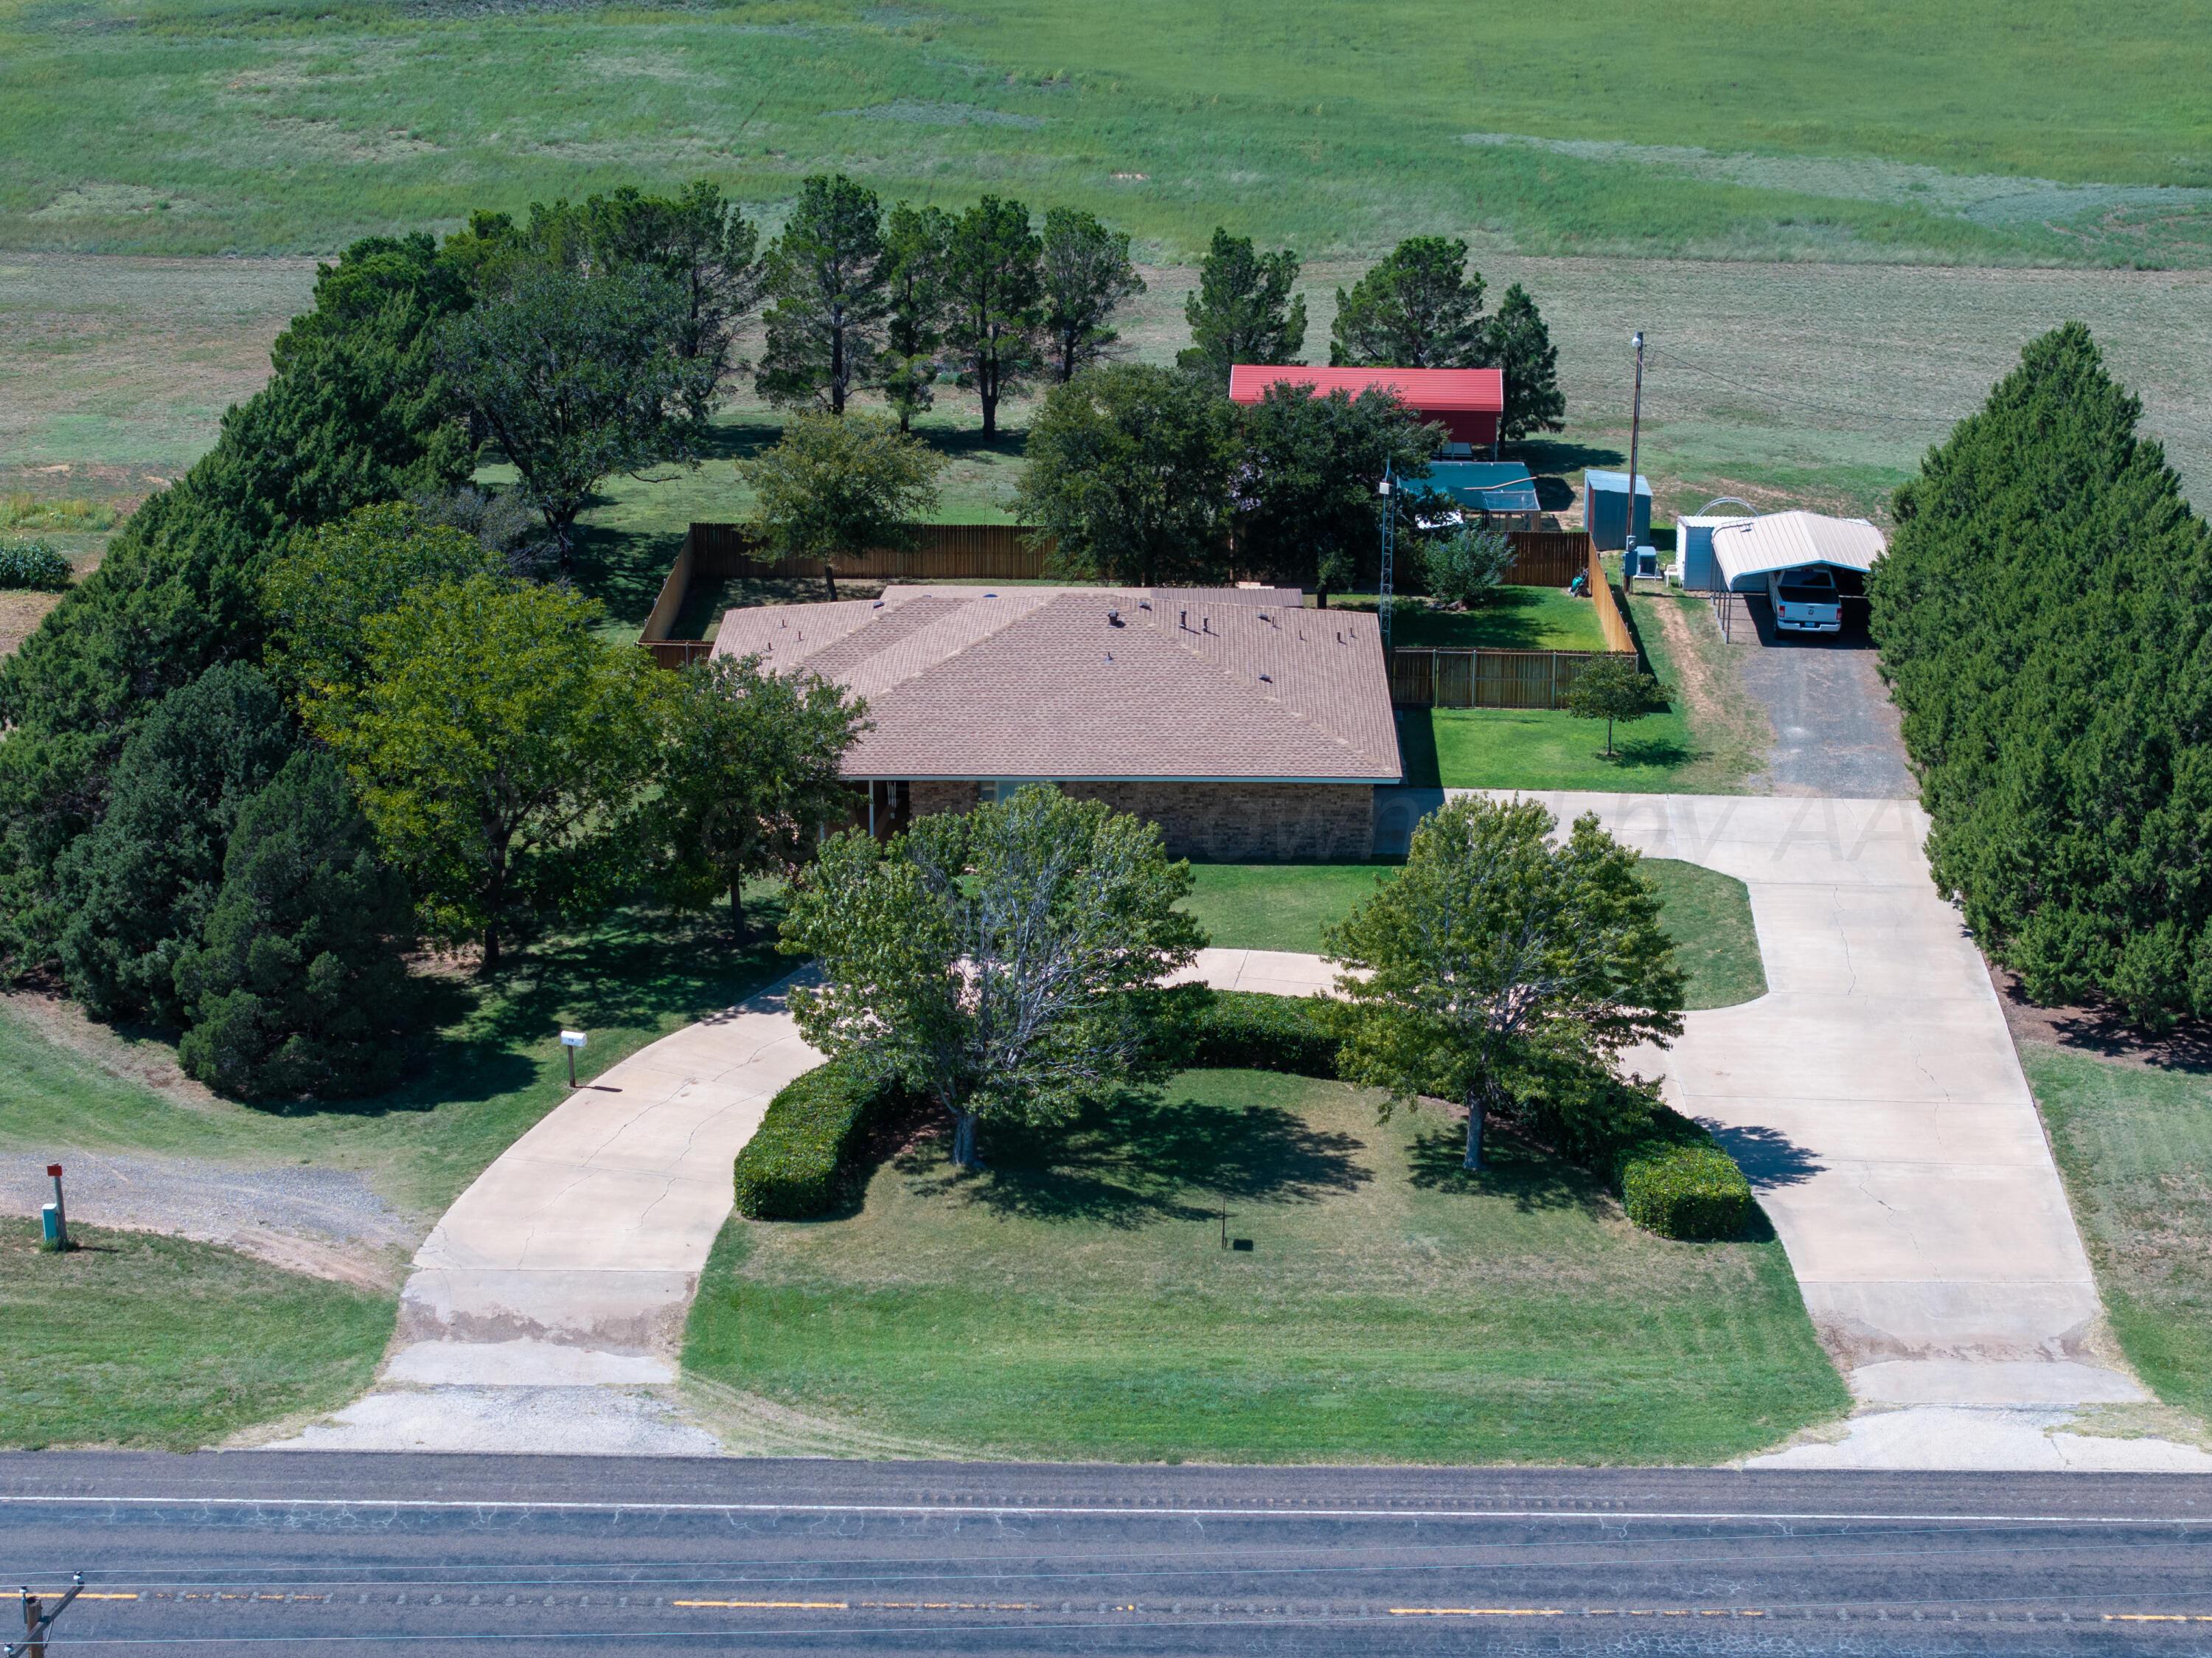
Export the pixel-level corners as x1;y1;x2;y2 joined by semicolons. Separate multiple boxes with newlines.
1405;1119;1614;1218
1609;734;1693;769
265;901;791;1122
1395;589;1576;651
899;1087;1370;1228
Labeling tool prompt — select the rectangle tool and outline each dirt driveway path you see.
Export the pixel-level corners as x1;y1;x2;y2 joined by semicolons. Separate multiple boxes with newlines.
1725;597;1915;798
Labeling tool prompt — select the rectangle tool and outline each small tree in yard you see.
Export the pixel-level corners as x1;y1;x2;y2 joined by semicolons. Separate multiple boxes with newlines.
781;785;1203;1170
1324;795;1683;1172
1563;656;1666;758
743;412;945;572
656;654;869;936
1418;522;1517;609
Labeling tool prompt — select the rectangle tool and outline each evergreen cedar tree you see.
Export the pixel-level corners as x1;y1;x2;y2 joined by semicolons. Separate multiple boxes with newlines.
1015;364;1241;586
1329;236;1487;370
1489;283;1565;441
1562;657;1667;758
54;663;296;1027
1871;322;2212;1027
1324;796;1683;1171
757;173;894;415
881;202;954;431
742;411;946;566
1040;207;1145;384
781;785;1203;1170
173;749;417;1103
939;195;1045;439
1178;228;1307;386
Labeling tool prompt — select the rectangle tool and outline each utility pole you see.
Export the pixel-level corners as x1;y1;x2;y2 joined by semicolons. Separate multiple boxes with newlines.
10;1576;83;1658
1624;330;1646;563
1377;459;1397;652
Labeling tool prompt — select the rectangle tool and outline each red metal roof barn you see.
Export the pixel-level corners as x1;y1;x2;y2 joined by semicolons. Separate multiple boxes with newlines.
1227;365;1505;451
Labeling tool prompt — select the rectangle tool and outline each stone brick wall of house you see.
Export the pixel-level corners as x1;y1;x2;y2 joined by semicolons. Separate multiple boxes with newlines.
888;780;1373;860
1068;783;1374;861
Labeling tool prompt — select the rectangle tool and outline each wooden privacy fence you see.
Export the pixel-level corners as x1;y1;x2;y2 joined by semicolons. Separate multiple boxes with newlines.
1503;530;1590;588
1589;542;1637;654
687;521;1051;582
1391;648;1625;710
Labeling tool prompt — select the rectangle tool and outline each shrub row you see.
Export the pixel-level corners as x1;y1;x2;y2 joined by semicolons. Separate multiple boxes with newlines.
1185;988;1340;1077
1613;1106;1753;1241
0;539;73;592
731;1057;891;1221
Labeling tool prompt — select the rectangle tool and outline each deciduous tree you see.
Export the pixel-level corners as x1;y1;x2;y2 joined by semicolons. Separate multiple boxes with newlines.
1419;522;1517;608
656;655;869;935
1015;364;1238;585
307;577;664;971
1234;384;1438;595
1324;796;1682;1171
1177;228;1305;386
782;785;1202;1169
1040;207;1144;383
742;411;945;569
1329;236;1486;369
756;174;893;414
1563;656;1666;758
438;261;714;561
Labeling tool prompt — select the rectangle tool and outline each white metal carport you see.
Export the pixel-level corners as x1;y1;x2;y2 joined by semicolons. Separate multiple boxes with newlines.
1711;510;1885;592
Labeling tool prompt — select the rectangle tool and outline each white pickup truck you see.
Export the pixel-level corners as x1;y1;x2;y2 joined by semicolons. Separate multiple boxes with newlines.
1767;564;1842;633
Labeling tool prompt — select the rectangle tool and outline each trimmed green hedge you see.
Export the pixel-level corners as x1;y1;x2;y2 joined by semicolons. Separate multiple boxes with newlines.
732;1058;889;1221
1187;989;1340;1077
0;539;73;591
1614;1108;1753;1241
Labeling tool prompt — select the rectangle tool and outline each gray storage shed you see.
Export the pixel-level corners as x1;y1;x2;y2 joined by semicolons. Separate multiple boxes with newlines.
1583;470;1652;551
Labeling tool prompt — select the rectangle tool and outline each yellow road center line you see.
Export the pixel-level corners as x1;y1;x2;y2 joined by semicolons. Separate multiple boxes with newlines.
674;1599;849;1610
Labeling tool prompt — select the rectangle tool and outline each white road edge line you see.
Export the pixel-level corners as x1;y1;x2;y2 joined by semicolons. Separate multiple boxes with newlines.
3;1496;2209;1525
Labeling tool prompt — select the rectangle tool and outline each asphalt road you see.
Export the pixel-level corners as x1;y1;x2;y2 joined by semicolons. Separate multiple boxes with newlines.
7;1455;2212;1654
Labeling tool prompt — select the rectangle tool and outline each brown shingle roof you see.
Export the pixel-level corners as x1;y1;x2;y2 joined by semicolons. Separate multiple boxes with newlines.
712;586;1401;783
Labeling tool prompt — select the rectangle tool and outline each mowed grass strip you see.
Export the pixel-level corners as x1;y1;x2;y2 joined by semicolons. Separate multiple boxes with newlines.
1377;589;1612;653
686;1068;1843;1464
0;1225;393;1449
2022;1045;2212;1423
1180;859;1762;1010
0;898;795;1220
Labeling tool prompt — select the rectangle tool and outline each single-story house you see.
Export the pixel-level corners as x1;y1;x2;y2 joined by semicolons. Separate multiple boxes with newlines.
1412;460;1541;530
1226;365;1504;454
712;585;1402;860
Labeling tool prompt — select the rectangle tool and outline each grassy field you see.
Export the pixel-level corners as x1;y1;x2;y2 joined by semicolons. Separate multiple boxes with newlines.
8;252;2212;584
0;1224;392;1449
685;1066;1844;1463
1180;857;1763;1010
2023;1044;2212;1423
2;0;2207;267
0;901;793;1221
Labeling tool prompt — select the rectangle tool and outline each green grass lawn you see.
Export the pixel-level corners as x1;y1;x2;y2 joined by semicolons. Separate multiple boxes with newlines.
0;1225;393;1449
0;898;794;1221
2022;1044;2212;1423
685;1066;1844;1463
1180;858;1763;1010
1385;589;1610;653
2;0;2205;267
1401;705;1706;793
